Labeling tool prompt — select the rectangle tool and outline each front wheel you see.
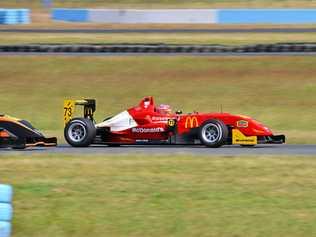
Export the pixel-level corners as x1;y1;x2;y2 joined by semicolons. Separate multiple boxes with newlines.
64;118;96;147
199;119;228;148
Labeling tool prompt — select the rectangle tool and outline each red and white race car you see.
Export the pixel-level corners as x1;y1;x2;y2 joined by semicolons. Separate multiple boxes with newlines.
63;96;285;148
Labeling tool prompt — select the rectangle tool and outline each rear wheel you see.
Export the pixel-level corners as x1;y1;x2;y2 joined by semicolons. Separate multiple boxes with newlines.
199;119;228;148
64;118;96;147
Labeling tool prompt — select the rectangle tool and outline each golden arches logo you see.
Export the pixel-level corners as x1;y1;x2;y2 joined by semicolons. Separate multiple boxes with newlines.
185;116;199;128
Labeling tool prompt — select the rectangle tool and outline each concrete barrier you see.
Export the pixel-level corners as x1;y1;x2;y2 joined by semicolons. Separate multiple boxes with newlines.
52;8;316;24
217;9;316;24
52;9;88;22
0;9;30;24
89;9;217;24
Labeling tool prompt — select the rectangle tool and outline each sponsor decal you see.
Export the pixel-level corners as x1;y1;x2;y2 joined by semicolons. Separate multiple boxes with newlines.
232;129;257;145
235;139;256;142
132;127;164;133
185;116;199;129
63;100;75;125
237;120;248;128
152;116;170;121
168;119;176;127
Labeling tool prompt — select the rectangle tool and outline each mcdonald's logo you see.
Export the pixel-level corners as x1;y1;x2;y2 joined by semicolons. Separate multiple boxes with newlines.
185;116;199;128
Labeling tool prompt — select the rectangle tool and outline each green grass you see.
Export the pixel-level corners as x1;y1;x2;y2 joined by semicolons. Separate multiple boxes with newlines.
1;32;316;45
1;154;316;237
1;55;316;143
2;0;316;8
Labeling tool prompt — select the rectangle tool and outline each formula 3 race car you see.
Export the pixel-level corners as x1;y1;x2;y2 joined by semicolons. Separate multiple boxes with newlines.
0;114;57;149
63;97;285;148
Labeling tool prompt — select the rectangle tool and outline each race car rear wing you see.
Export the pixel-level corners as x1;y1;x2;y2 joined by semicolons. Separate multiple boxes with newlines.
63;99;96;126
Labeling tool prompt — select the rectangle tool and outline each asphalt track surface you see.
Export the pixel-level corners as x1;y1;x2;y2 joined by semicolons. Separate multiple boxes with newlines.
1;144;316;156
2;28;316;34
2;52;316;57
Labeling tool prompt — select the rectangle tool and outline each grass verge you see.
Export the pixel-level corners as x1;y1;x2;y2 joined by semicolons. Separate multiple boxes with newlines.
1;154;316;237
3;0;316;9
1;32;316;45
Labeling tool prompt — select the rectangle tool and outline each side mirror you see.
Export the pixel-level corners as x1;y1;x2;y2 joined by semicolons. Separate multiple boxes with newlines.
175;110;182;115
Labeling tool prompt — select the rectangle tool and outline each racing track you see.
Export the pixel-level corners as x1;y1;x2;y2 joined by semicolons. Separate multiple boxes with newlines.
1;144;316;156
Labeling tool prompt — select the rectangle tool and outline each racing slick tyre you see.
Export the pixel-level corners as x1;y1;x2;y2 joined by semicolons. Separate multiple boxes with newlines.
64;118;96;147
198;119;228;148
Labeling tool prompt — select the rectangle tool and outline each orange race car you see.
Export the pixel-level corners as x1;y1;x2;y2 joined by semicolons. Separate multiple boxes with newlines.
0;114;57;149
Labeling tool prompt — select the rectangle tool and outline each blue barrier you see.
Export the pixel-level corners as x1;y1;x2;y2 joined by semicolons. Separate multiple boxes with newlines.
0;185;13;204
52;9;88;22
0;185;12;237
0;204;12;222
0;9;30;24
0;222;11;237
52;8;316;24
218;9;316;24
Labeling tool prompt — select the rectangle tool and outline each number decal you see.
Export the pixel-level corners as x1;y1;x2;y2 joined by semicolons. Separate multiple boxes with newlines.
63;100;75;126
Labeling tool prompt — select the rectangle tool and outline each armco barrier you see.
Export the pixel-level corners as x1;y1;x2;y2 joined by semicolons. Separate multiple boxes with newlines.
52;8;316;24
1;43;316;54
0;185;12;237
0;9;30;24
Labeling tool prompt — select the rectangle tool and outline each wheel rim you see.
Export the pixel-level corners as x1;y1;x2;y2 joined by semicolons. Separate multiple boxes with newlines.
68;123;86;142
201;123;222;143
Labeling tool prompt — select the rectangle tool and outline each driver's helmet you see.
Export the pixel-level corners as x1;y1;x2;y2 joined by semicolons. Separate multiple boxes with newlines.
157;104;172;115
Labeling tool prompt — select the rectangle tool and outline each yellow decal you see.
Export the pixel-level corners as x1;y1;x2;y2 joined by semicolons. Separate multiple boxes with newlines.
232;129;257;145
167;119;175;127
63;100;75;126
185;116;199;129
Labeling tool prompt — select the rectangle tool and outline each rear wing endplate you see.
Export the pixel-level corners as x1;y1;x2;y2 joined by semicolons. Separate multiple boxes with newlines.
63;99;96;126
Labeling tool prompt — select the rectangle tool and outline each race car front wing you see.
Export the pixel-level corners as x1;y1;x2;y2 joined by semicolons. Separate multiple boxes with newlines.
258;135;286;144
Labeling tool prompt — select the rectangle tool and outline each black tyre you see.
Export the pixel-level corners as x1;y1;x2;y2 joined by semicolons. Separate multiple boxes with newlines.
198;119;228;148
64;118;96;147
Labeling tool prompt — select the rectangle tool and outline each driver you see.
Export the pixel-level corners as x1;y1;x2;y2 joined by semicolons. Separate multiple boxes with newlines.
156;104;172;115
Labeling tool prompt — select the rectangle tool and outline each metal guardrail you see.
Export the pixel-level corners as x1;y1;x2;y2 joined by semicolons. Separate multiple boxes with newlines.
0;43;316;54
